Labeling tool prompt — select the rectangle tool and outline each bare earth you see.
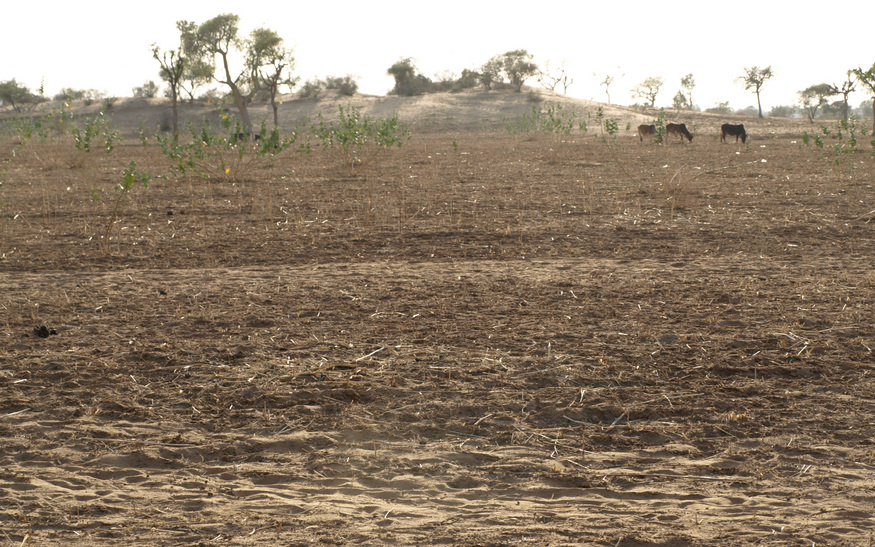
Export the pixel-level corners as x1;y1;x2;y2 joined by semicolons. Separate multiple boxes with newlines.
2;90;875;545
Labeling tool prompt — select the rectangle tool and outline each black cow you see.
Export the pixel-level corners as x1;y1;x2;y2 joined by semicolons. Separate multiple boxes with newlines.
720;123;747;144
638;124;656;142
666;123;693;143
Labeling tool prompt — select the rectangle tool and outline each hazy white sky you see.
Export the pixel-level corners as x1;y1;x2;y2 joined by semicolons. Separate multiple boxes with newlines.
3;1;873;112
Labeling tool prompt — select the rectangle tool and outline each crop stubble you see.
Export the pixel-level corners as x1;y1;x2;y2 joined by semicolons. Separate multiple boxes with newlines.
2;121;875;545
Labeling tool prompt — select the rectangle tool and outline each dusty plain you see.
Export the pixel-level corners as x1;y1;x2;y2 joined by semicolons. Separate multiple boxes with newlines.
1;90;875;545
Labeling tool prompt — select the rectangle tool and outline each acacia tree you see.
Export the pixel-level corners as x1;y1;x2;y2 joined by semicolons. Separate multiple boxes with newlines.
0;79;35;110
388;58;431;96
680;73;695;109
738;66;773;118
387;57;431;96
175;21;214;102
851;64;875;133
497;50;538;92
537;60;573;94
180;14;252;131
152;45;185;136
259;46;297;127
596;69;623;104
247;27;296;128
632;76;663;107
180;14;290;134
478;57;502;90
828;71;857;121
798;83;835;123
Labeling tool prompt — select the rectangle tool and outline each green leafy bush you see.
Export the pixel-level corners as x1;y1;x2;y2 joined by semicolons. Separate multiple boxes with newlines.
312;104;410;176
13;104;118;168
155;111;302;181
97;161;150;254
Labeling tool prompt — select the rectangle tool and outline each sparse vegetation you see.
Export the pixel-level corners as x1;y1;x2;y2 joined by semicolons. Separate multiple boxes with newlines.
799;83;835;123
178;13;293;134
851;64;875;134
537;60;573;94
387;51;538;97
323;75;358;96
298;79;325;99
154;111;301;181
651;107;667;144
53;87;104;105
0;79;40;110
680;73;696;109
69;108;119;162
737;65;774;118
387;58;432;96
596;69;624;105
507;103;582;161
828;71;857;121
631;77;664;107
299;75;359;99
490;50;539;92
132;80;159;98
799;114;872;177
3;91;875;546
705;101;732;115
769;104;797;118
98;160;150;253
152;44;186;136
13;103;118;169
311;104;409;176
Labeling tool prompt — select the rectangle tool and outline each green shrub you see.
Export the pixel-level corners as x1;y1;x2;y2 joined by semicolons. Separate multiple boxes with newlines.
155;111;302;181
324;76;359;96
312;104;410;176
13;103;118;168
98;161;150;254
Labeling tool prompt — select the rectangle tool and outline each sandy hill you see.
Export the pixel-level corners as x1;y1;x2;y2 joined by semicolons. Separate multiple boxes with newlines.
3;86;809;139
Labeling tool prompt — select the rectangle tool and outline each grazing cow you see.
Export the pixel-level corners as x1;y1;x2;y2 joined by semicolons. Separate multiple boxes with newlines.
638;124;656;141
720;123;747;144
666;123;693;143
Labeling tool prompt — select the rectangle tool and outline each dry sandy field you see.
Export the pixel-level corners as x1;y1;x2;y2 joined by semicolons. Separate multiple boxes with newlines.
1;91;875;545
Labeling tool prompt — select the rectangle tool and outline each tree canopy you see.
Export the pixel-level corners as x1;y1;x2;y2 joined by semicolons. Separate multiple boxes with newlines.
0;79;36;110
798;83;835;123
387;58;431;96
738;66;774;118
495;50;538;92
632;77;664;107
850;64;875;133
178;13;293;133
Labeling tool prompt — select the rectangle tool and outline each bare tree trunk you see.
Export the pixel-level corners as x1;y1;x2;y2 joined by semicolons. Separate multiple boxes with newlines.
756;90;763;118
231;89;253;134
220;53;253;134
170;91;178;137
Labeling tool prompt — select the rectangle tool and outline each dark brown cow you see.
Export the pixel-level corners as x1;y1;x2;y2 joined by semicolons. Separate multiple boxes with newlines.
666;123;693;143
638;124;656;142
720;123;747;144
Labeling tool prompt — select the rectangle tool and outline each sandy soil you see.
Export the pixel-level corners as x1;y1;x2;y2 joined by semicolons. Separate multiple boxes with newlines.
2;91;875;545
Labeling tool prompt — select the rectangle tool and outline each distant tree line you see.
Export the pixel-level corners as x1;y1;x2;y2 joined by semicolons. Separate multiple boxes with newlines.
3;15;875;132
385;50;539;96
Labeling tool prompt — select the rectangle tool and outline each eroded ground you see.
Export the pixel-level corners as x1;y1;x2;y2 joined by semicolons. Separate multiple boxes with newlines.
2;118;875;545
